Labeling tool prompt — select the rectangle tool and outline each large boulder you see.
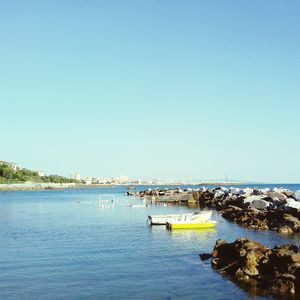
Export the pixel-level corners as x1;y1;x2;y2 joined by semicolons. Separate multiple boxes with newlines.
261;188;271;194
211;237;268;278
244;195;270;209
230;188;243;196
224;196;245;209
268;191;287;202
214;189;225;199
243;188;253;197
201;238;300;296
250;199;271;210
285;198;300;210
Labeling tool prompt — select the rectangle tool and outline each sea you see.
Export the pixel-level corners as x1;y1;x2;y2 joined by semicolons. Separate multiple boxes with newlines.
0;184;299;300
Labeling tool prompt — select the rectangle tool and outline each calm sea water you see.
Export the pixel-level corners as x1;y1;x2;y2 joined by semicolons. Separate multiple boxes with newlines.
0;184;299;300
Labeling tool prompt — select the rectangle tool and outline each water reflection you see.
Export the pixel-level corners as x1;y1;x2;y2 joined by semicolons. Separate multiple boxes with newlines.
169;227;216;237
218;272;297;300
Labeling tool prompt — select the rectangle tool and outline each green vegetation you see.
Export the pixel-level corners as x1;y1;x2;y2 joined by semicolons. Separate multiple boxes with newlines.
0;164;80;184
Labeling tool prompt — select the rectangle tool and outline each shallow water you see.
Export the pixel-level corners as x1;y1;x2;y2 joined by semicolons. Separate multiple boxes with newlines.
0;185;299;299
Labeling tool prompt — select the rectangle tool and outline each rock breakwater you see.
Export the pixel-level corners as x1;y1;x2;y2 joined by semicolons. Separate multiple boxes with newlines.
131;186;300;234
200;237;300;296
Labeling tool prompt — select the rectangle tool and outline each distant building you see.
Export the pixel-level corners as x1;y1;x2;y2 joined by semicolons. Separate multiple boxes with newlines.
82;177;92;185
0;160;18;171
152;178;159;185
95;177;109;184
71;173;81;181
118;176;129;184
38;171;46;177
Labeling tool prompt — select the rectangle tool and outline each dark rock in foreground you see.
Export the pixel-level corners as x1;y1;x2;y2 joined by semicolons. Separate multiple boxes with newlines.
201;237;300;296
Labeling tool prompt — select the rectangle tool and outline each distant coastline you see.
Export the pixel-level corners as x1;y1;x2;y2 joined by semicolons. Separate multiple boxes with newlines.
0;181;272;192
1;181;299;192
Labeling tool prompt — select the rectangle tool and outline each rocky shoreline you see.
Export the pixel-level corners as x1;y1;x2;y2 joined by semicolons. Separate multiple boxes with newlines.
200;237;300;297
131;186;300;235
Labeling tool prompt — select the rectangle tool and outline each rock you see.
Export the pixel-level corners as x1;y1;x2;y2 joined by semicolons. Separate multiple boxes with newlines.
265;209;285;229
214;190;225;199
285;198;300;210
204;238;300;296
126;191;135;196
222;206;269;230
282;190;296;199
230;188;242;196
268;191;287;202
282;214;300;232
278;226;294;235
252;189;261;196
222;207;300;235
199;253;212;260
249;199;271;210
187;194;197;204
224;196;245;209
261;188;271;195
211;238;267;277
291;253;300;263
243;188;253;197
295;191;300;201
243;195;264;206
192;191;201;201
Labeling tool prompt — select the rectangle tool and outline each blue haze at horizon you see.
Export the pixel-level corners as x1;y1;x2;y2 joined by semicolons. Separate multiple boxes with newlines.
0;1;299;182
0;185;300;299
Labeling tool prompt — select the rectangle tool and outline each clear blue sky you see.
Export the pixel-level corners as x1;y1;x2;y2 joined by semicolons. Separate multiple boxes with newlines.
1;0;299;183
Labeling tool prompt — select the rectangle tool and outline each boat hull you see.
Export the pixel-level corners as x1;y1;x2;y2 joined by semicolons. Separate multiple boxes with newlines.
130;204;148;208
167;221;217;230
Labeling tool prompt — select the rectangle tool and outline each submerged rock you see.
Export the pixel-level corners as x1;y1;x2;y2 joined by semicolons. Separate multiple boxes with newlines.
201;238;300;296
199;253;212;260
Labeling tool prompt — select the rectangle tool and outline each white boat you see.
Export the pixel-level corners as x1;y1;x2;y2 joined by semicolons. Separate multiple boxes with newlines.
129;204;149;208
148;211;212;225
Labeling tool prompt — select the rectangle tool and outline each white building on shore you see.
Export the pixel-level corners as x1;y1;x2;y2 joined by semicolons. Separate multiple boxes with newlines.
117;176;129;184
71;173;81;181
38;171;46;177
82;176;92;185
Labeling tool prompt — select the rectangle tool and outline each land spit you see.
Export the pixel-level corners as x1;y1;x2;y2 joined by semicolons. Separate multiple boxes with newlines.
129;187;300;235
200;237;300;297
0;182;76;191
0;183;127;191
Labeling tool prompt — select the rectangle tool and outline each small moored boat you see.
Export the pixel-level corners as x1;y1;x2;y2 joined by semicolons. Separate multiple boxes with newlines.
166;211;216;229
148;211;212;225
127;186;136;190
130;204;149;208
